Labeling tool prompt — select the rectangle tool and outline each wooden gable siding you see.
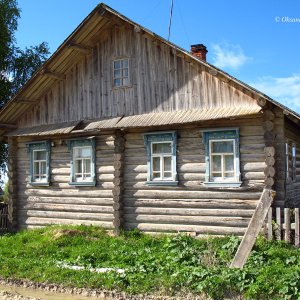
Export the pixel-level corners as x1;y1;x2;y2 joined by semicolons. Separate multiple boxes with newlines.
123;115;265;236
16;134;115;229
285;118;300;207
18;25;259;128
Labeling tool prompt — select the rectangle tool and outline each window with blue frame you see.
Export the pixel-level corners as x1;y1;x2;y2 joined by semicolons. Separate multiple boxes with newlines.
27;141;50;186
202;128;242;187
144;132;178;186
67;138;96;186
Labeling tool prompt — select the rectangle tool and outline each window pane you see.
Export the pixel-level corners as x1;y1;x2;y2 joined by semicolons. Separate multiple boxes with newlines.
114;69;121;78
33;162;39;176
41;161;46;175
211;155;221;172
81;147;92;158
164;171;172;178
122;77;129;86
211;172;222;177
114;60;121;69
212;141;233;153
75;160;82;173
123;68;129;77
224;155;234;172
224;172;235;178
34;150;46;160
152;143;172;154
114;78;121;87
122;59;128;68
153;157;160;172
84;159;91;173
152;172;160;179
164;156;172;171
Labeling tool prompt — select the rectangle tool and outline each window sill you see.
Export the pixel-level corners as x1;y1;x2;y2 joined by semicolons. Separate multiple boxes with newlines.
29;182;50;187
204;181;242;188
145;181;179;186
69;182;96;187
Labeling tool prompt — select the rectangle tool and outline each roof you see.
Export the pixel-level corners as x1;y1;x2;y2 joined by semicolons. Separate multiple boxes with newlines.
6;107;261;137
0;3;299;130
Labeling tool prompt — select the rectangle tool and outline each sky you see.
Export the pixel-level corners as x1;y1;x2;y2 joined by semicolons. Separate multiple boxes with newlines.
15;0;300;114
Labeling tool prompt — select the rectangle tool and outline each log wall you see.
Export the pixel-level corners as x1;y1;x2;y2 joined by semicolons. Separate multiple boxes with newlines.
123;115;265;236
285;118;300;207
18;25;260;128
16;134;115;230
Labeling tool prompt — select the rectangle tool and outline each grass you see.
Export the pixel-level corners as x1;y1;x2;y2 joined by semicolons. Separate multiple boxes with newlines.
0;225;300;299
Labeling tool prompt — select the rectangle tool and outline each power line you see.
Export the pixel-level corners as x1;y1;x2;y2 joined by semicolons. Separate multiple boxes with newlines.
168;0;174;41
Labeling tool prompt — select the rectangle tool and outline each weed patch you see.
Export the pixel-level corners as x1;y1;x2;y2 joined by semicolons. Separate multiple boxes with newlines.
0;225;299;299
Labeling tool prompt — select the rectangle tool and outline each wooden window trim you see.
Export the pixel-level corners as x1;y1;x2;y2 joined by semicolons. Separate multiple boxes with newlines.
112;57;130;88
202;128;242;188
144;131;178;186
67;138;96;187
27;141;51;186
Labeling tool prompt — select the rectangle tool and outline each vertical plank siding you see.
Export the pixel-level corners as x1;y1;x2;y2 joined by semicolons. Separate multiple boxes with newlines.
18;26;259;128
17;135;115;230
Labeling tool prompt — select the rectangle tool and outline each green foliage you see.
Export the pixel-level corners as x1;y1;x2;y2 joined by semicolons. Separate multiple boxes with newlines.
0;226;300;299
0;0;50;183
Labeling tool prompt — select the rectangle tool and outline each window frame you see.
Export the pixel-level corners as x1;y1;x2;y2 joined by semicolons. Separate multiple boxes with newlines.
144;131;178;186
27;141;51;186
112;57;130;88
67;138;96;186
202;128;242;187
292;143;297;182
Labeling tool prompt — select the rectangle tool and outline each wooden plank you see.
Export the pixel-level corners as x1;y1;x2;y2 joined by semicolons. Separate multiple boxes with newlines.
284;208;291;243
276;207;282;240
295;208;300;247
230;189;275;269
267;207;273;240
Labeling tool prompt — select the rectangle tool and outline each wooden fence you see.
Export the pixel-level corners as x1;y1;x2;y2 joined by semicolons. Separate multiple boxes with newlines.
264;207;300;246
0;203;8;233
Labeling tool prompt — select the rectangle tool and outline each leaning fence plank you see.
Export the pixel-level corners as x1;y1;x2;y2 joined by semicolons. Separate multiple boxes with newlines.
276;207;281;241
284;208;291;243
230;189;275;269
267;207;273;240
295;208;300;247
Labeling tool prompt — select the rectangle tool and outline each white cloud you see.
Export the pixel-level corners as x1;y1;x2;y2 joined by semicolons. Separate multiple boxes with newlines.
250;74;300;113
211;43;251;70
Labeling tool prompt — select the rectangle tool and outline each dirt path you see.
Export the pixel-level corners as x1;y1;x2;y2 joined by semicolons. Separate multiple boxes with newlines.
0;285;111;300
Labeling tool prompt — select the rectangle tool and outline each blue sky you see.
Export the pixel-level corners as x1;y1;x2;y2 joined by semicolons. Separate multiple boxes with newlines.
15;0;300;113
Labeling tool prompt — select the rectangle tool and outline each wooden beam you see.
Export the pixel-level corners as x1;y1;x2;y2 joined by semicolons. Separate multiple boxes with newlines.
230;188;275;269
67;41;92;54
257;98;267;107
0;123;17;129
40;69;65;80
16;98;39;104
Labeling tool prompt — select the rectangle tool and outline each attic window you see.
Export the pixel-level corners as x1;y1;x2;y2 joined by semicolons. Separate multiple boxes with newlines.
113;58;129;87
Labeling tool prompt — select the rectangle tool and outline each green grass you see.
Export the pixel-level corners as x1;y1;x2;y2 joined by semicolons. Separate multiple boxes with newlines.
0;225;300;299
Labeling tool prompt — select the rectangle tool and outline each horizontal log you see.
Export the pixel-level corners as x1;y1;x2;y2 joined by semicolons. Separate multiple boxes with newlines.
19;217;113;228
124;207;254;217
21;189;113;198
124;223;246;236
19;203;114;213
19;196;113;206
123;198;258;209
241;162;266;172
243;172;265;180
19;209;114;221
125;214;250;227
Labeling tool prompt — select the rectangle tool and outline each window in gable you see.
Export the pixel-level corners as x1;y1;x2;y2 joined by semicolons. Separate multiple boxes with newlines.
113;58;129;87
144;132;178;186
67;138;96;186
202;128;242;187
27;141;50;186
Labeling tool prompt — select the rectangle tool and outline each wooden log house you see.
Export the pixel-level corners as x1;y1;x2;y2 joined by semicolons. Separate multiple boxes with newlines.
0;3;300;235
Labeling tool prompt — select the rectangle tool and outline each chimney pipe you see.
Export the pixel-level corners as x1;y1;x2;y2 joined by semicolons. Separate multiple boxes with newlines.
191;44;208;61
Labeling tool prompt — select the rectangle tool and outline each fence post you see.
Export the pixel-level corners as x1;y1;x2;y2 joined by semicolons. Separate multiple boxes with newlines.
295;208;299;247
284;208;291;243
276;207;281;240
